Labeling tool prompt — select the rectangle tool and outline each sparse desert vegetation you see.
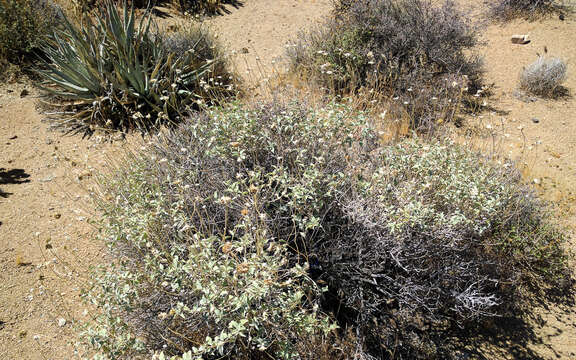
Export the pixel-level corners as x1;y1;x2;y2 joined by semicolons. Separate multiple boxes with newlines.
1;0;575;359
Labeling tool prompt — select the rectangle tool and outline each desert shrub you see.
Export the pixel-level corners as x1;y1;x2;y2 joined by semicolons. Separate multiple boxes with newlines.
85;101;570;359
82;101;368;359
489;0;558;19
75;0;239;15
0;0;62;73
38;2;234;135
326;139;570;358
288;0;483;130
520;56;568;97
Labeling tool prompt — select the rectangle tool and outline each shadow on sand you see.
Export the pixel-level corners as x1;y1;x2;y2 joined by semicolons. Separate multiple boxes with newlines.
0;168;31;198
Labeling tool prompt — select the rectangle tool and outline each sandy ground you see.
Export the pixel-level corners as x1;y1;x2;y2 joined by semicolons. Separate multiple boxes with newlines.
207;0;332;76
1;0;576;359
0;86;123;359
467;15;576;359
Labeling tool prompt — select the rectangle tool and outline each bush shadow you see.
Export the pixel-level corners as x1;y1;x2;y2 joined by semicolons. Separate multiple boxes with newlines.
0;168;31;198
157;0;244;16
451;317;550;359
515;86;572;102
449;281;575;359
550;85;571;100
211;0;243;15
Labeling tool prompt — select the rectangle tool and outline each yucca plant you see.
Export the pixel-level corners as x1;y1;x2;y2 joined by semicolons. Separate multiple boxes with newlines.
38;1;234;135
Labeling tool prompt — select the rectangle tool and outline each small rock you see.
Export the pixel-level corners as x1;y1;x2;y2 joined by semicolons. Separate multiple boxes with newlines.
45;139;53;145
20;89;29;98
39;176;54;182
531;117;540;123
559;13;565;21
533;178;541;185
511;34;530;44
240;47;249;54
54;213;61;219
78;170;92;180
57;318;66;327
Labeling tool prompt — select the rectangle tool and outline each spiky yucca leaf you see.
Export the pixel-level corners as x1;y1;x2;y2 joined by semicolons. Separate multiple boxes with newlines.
38;1;234;135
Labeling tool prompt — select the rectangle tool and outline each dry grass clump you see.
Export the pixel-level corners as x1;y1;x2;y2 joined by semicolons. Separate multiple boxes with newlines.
520;56;568;97
288;0;484;130
0;0;62;76
85;100;571;359
38;2;235;136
